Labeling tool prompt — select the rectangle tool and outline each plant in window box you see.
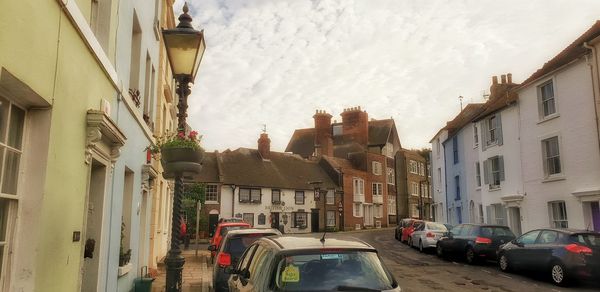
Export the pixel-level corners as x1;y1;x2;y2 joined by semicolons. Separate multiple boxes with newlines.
146;130;204;179
119;220;132;267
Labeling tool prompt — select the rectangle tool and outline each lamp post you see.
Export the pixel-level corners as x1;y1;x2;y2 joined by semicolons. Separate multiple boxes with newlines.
162;3;205;292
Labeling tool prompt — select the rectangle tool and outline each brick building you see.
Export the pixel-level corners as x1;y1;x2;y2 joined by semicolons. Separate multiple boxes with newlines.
399;149;433;220
286;107;403;230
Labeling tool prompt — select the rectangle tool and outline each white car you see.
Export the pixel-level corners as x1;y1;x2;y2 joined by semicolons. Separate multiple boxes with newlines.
410;222;448;252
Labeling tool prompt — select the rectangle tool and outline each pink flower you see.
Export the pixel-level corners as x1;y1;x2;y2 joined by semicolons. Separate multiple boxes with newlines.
189;131;199;140
177;131;186;139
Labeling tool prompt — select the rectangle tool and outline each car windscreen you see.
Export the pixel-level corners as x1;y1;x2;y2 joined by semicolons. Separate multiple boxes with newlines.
480;227;514;237
273;250;395;291
571;233;600;247
427;223;447;231
225;234;276;258
220;226;245;236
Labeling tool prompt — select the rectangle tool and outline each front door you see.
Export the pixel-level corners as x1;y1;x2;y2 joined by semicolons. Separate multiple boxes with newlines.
208;214;219;238
508;207;522;236
592;202;600;232
271;212;280;229
311;210;319;232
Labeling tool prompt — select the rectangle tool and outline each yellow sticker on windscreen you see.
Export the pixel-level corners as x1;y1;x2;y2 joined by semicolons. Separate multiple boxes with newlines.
282;265;300;282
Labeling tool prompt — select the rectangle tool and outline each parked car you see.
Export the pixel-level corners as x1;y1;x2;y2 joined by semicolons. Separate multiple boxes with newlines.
401;220;424;244
211;228;281;292
209;222;251;260
436;223;515;264
395;218;414;241
410;221;449;252
226;235;401;291
497;228;600;286
219;217;245;223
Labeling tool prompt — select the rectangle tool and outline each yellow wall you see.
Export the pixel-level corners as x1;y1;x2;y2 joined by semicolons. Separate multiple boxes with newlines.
0;0;119;290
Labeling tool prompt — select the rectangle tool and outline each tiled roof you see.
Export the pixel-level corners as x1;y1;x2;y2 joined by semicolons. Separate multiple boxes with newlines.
284;128;315;157
197;148;337;190
197;151;220;182
473;82;520;122
445;103;485;139
521;20;600;87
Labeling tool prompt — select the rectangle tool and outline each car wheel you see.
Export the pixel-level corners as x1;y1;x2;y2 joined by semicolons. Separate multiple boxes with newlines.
419;240;424;253
550;261;570;286
465;247;477;265
436;244;445;259
498;253;511;272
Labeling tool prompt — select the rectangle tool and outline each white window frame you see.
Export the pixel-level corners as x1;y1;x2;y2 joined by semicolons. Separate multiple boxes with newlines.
488;116;497;145
205;184;218;202
388;196;396;215
538;79;557;119
325;190;334;205
353;203;363;217
387;168;395;185
548;201;568;228
410;182;418;196
473;123;479;148
475;162;481;188
374;204;383;218
542;136;562;177
326;210;336;227
372;161;382;175
372;183;383;196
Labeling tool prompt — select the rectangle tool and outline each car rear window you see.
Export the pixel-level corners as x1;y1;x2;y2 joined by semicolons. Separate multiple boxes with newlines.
220;226;245;236
427;223;447;231
571;233;600;247
226;234;277;258
273;250;395;291
480;227;514;237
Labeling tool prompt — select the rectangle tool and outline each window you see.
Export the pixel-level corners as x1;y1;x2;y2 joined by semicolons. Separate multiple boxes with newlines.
411;204;419;218
258;213;266;225
419;162;425;176
453;136;458;164
239;188;261;203
539;81;556;117
243;213;254;226
486;204;507;225
537;230;559;244
292;212;307;228
483;156;504;189
205;184;218;202
437;168;441;186
456;207;462;224
475;162;481;187
325;190;334;205
388;196;396;215
383;143;394;158
374;204;382;218
518;230;541;245
326;211;336;227
353;203;363;217
454;176;460;200
542;136;561;176
409;160;418;174
271;189;281;204
410;182;418;196
353;178;364;202
332;124;343;136
387;168;395;185
549;201;568;228
372;183;383;196
436;139;440;157
473;123;479;148
89;0;113;53
488;116;496;143
295;191;305;205
372;161;382;175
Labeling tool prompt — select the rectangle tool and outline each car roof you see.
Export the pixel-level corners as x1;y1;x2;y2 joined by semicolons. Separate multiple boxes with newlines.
218;222;250;228
261;235;376;252
459;223;509;228
225;228;281;236
532;228;599;235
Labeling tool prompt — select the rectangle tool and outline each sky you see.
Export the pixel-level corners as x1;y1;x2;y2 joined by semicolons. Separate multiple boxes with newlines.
173;0;600;152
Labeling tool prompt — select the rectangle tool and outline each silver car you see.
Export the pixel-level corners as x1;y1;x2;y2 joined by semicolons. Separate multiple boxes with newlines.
410;222;448;252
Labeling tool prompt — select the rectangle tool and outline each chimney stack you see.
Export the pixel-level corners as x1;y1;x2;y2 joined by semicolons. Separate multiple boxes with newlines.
313;109;333;156
340;106;369;145
507;73;512;84
501;74;507;84
492;76;498;85
258;133;271;160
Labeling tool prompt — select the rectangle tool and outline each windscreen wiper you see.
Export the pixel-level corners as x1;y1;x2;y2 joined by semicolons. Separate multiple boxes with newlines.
335;285;381;292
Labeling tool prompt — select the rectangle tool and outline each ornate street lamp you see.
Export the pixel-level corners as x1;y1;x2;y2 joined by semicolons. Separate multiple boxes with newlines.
162;3;205;292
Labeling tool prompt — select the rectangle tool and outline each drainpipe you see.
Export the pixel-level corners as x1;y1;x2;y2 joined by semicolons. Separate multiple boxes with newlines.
583;42;600;159
230;185;236;218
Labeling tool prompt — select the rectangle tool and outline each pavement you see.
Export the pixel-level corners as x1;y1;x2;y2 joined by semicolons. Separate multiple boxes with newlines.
152;244;212;292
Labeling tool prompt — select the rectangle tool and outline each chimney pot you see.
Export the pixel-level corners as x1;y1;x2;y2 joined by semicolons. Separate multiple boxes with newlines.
507;73;512;84
501;74;506;84
258;133;271;159
492;76;498;85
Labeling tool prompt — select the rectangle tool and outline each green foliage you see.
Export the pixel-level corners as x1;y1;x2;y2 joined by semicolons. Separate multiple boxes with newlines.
182;183;207;235
146;130;203;154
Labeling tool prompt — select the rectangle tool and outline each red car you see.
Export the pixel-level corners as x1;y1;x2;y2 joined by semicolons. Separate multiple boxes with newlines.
401;220;424;244
209;222;250;259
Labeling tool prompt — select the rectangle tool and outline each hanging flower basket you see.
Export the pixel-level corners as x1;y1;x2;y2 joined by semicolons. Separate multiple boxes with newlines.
146;130;204;179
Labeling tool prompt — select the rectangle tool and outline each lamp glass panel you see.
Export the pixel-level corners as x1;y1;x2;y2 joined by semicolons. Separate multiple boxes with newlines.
164;33;202;76
191;39;206;80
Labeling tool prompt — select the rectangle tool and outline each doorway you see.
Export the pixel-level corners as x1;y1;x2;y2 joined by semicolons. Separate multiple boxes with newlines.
508;207;522;236
208;214;219;238
271;212;280;229
82;160;108;292
364;205;373;226
591;202;600;232
137;190;148;270
311;210;319;232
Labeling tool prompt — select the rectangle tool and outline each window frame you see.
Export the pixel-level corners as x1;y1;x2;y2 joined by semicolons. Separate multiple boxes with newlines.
294;190;305;205
271;189;281;204
452;136;458;164
548;201;568;228
538;79;557;118
239;188;261;203
475;162;481;187
473;123;479;148
542;136;562;177
386;168;395;185
243;213;254;226
292;212;308;228
372;161;382;175
325;190;334;205
205;184;218;202
326;210;336;227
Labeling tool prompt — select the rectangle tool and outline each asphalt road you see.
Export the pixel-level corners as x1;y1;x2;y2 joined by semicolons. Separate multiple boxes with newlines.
333;228;600;292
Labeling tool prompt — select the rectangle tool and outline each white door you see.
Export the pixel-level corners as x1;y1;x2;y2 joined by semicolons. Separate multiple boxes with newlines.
364;205;373;226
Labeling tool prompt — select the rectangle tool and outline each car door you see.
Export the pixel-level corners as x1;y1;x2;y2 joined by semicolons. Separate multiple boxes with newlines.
532;230;560;269
412;222;425;246
508;230;541;269
229;244;258;292
455;224;474;252
245;244;275;291
442;225;463;254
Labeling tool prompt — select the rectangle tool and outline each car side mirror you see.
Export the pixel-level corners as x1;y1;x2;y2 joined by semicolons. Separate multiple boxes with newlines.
446;232;453;238
514;240;524;247
208;245;217;251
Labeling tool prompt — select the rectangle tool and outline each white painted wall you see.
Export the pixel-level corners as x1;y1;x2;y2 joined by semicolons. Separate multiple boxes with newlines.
430;130;447;222
462;124;483;223
519;58;600;231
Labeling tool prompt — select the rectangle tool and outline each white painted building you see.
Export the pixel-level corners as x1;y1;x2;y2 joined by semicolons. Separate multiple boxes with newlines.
430;129;448;222
517;25;600;232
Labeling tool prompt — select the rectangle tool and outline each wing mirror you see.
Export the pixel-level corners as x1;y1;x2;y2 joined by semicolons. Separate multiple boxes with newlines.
445;231;453;239
514;240;524;248
208;245;217;251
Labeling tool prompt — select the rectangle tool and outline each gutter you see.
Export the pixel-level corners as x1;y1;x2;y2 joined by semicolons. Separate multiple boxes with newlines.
583;42;600;159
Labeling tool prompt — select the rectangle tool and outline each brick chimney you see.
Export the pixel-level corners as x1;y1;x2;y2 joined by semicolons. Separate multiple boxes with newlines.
257;133;271;160
340;106;369;146
489;73;516;100
313;109;333;156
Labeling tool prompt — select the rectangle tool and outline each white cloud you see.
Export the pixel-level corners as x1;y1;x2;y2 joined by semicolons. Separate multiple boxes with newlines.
174;0;600;151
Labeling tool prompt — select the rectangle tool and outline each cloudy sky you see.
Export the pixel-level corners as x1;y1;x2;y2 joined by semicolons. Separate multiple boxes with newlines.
174;0;600;152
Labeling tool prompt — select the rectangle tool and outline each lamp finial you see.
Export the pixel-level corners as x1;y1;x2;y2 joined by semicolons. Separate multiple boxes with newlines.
177;2;193;29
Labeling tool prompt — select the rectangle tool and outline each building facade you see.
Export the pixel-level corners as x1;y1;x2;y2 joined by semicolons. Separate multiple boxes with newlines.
286;107;403;229
401;149;432;220
430;129;448;222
